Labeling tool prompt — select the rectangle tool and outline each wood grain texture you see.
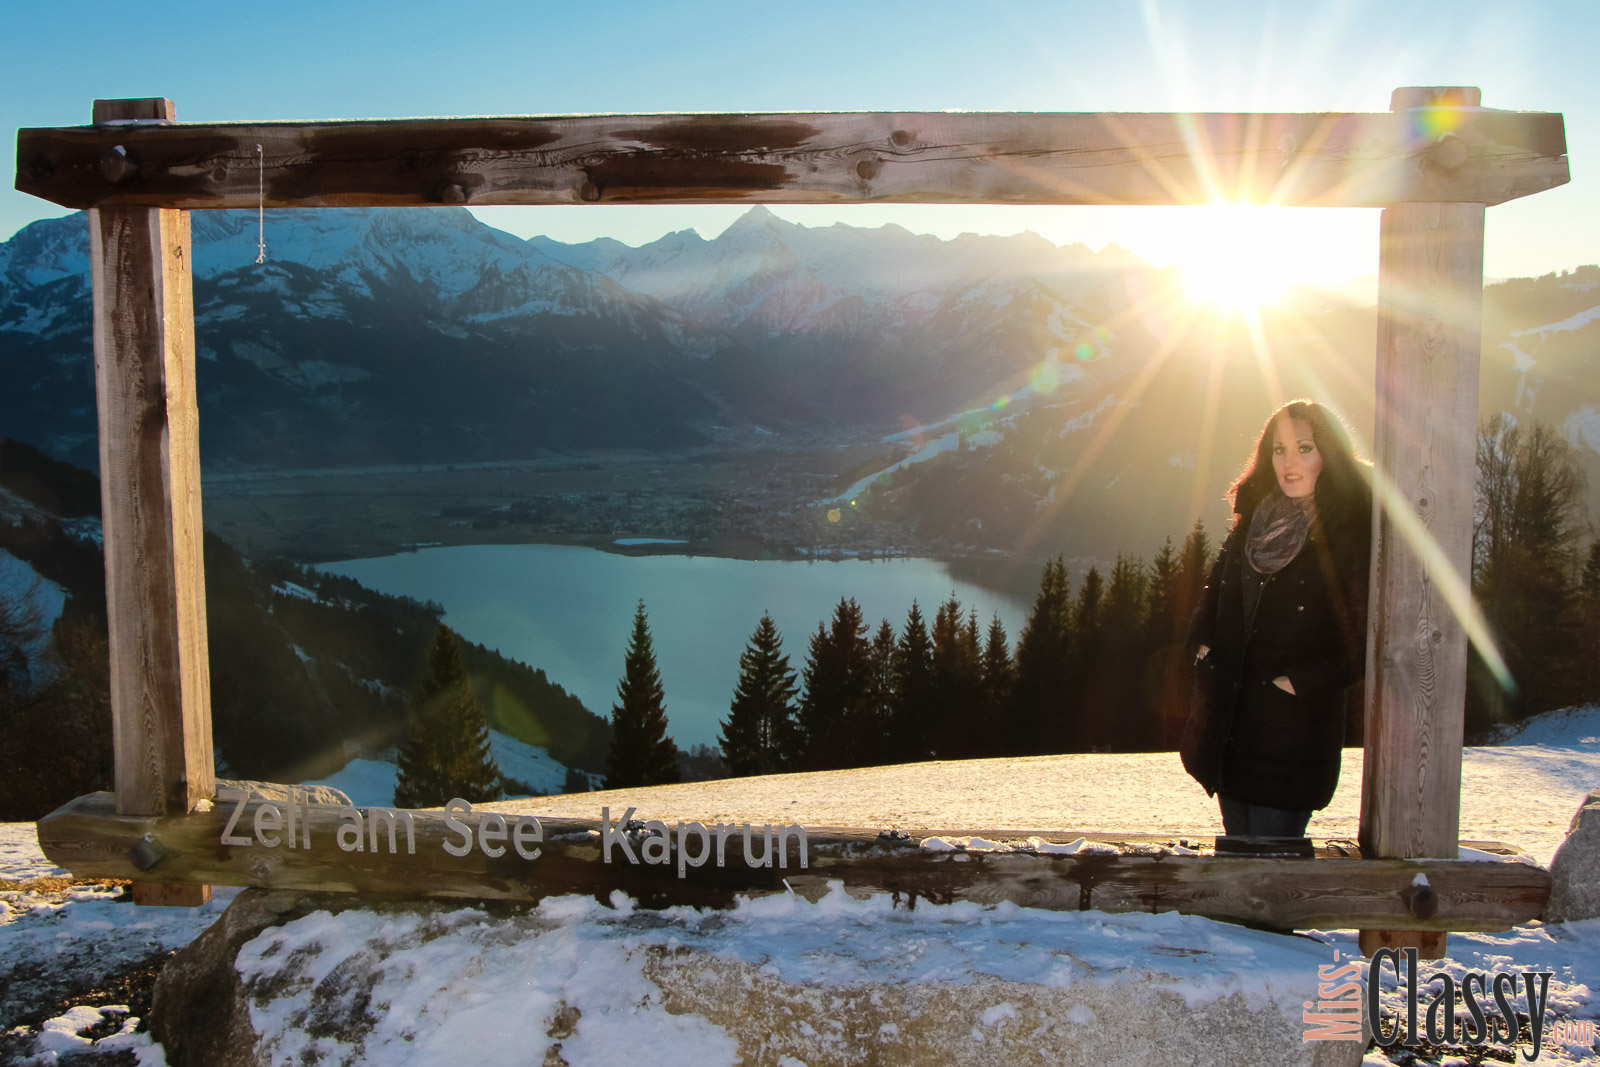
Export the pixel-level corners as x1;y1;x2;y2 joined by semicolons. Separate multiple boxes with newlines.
1363;200;1484;864
1359;928;1447;959
1360;80;1490;953
89;98;215;825
17;107;1567;211
130;881;210;907
37;792;1549;931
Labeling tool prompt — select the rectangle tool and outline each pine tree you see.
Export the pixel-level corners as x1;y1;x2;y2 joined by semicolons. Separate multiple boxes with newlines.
1098;554;1149;750
606;600;680;788
858;619;898;767
1009;557;1073;755
719;611;800;776
890;600;935;760
395;625;502;807
1068;565;1104;752
1582;541;1600;598
978;614;1015;756
1176;519;1213;625
798;597;869;769
1143;536;1190;749
1144;538;1180;649
928;595;981;758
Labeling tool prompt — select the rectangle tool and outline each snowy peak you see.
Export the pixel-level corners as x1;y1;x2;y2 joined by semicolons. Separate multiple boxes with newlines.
716;203;786;243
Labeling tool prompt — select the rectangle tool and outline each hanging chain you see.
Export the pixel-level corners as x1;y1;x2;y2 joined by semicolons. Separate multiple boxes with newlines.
255;144;267;264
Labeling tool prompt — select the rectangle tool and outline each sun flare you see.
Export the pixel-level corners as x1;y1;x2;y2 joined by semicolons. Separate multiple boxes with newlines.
1175;204;1298;313
1181;250;1289;312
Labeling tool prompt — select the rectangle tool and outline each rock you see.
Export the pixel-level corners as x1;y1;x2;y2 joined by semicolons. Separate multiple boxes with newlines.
1546;786;1600;923
216;779;353;808
150;889;316;1067
647;948;1365;1067
150;889;1367;1066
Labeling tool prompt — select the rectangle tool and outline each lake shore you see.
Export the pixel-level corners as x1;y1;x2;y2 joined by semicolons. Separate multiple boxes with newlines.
317;543;1042;750
198;455;1094;582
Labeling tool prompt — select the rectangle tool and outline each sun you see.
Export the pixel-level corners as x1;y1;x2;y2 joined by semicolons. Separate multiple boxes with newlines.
1175;204;1295;313
1181;248;1290;312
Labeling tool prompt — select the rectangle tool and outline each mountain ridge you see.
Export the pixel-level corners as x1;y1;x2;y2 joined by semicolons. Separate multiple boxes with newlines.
3;206;1598;562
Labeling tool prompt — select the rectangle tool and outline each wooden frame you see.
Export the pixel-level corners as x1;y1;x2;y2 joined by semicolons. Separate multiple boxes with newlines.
38;790;1550;932
14;89;1569;947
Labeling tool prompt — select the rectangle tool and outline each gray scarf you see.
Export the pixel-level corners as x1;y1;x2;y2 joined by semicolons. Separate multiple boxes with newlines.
1246;490;1318;574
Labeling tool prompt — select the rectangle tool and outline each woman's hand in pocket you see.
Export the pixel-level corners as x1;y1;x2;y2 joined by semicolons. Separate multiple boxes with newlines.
1271;675;1296;695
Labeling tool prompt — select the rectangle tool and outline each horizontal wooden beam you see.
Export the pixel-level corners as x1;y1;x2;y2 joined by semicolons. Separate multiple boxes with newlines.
38;792;1548;930
16;107;1567;211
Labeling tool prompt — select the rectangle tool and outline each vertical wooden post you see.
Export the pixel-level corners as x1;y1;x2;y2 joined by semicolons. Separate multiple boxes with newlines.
89;98;213;907
1359;87;1486;958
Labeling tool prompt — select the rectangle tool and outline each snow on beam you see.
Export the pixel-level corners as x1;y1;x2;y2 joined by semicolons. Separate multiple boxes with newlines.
37;791;1550;933
17;105;1567;211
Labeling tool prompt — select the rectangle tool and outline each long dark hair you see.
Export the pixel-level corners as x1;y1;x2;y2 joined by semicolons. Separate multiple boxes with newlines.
1228;400;1372;533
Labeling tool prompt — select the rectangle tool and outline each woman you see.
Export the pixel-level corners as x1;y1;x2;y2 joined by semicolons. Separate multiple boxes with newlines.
1182;400;1372;838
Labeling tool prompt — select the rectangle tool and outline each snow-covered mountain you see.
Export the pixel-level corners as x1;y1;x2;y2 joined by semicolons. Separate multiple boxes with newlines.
0;208;719;467
0;205;1153;470
531;206;1118;335
2;206;1597;556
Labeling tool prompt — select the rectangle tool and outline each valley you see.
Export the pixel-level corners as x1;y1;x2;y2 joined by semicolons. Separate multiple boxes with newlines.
6;206;1599;574
202;436;923;565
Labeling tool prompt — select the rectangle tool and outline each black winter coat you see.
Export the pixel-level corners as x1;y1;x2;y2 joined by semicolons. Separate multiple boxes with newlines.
1181;509;1369;811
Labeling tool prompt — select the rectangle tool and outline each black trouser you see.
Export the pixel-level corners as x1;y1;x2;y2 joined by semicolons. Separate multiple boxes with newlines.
1219;795;1311;837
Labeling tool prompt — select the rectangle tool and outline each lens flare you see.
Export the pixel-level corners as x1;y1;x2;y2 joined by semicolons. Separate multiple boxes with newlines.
1410;106;1466;141
1030;360;1061;395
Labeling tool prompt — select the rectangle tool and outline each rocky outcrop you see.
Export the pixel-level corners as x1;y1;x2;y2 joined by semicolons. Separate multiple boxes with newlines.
149;890;316;1067
645;948;1364;1067
1546;786;1600;923
150;888;1366;1067
215;780;352;808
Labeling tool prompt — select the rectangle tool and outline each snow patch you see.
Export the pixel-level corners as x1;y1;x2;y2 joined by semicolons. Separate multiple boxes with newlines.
1025;836;1107;855
1563;407;1600;454
832;431;961;503
1058;393;1119;436
297;360;373;388
0;549;67;668
920;835;1014;852
1514;303;1600;338
1487;703;1600;747
304;732;575;806
304;758;399;807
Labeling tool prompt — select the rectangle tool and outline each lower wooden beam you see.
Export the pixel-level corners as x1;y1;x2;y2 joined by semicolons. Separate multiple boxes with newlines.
38;792;1548;932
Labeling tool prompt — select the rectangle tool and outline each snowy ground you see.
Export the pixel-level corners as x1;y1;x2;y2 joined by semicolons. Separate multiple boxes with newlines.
498;705;1600;868
2;706;1598;1064
305;731;575;807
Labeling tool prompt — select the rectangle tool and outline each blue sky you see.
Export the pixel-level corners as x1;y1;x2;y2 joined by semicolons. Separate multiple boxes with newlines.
4;0;1593;281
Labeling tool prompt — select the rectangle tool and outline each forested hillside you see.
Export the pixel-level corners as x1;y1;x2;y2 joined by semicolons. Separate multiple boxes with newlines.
0;440;609;819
